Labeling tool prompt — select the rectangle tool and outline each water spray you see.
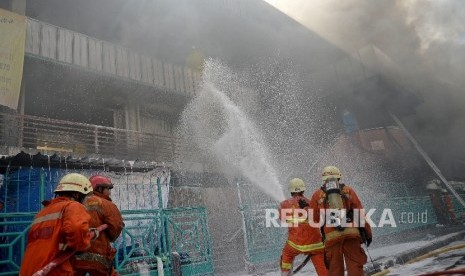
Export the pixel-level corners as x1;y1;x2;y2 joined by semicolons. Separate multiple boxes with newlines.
178;60;286;201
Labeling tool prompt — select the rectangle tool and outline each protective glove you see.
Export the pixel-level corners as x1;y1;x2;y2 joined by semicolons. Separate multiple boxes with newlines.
366;236;372;247
89;228;100;240
298;198;309;209
359;227;372;247
346;209;354;223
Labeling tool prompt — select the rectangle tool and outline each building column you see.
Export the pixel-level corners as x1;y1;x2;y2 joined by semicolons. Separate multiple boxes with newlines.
19;81;25;115
124;103;140;131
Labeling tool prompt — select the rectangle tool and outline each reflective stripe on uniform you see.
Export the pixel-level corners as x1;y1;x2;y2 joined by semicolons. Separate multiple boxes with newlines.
325;227;360;241
58;243;68;251
86;205;103;215
285;218;307;224
281;261;292;270
287;240;324;252
31;212;62;226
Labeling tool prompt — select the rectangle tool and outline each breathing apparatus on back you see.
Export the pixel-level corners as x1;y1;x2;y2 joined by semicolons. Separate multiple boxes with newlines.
322;166;345;231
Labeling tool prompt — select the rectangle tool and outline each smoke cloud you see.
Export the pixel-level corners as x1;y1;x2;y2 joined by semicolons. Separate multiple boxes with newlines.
267;0;465;178
26;0;465;178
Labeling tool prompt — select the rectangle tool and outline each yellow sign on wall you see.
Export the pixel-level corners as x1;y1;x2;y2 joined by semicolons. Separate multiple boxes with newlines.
0;8;26;110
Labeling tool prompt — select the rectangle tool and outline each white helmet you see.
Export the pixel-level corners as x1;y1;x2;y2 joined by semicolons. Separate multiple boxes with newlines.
322;166;341;181
55;173;93;195
289;178;305;193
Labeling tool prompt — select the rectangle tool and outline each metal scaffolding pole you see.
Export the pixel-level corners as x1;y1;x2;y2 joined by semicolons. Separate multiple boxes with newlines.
390;113;465;209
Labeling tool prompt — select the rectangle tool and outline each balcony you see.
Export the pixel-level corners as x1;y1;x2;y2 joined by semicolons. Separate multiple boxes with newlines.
0;112;179;162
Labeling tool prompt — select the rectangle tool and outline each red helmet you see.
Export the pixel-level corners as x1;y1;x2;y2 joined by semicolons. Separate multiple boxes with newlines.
89;175;114;190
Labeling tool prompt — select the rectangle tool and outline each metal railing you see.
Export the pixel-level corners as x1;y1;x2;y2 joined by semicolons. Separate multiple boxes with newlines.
0;112;179;161
236;181;284;273
115;208;214;276
0;213;34;275
0;210;214;276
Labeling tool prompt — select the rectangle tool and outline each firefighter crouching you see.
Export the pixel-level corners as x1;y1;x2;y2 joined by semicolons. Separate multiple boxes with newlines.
309;166;372;276
73;175;124;276
20;173;93;276
279;178;328;276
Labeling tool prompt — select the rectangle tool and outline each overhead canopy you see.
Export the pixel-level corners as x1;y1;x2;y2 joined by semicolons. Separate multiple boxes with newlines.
0;151;166;174
22;56;190;126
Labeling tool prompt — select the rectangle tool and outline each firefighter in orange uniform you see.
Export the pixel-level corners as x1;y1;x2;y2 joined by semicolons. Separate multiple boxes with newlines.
309;166;372;276
74;175;124;276
20;173;93;276
279;178;328;276
442;189;457;225
427;180;449;226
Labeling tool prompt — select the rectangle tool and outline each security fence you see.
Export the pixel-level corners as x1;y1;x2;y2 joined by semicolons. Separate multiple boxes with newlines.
369;196;438;237
114;208;213;276
235;180;285;273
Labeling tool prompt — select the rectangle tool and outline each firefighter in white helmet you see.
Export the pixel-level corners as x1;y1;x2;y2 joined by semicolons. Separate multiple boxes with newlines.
278;178;328;275
309;166;372;276
20;173;94;276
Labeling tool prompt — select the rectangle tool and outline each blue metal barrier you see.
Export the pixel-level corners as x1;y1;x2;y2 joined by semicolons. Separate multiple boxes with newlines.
370;196;437;237
115;208;213;276
241;204;286;265
0;213;34;276
236;181;285;272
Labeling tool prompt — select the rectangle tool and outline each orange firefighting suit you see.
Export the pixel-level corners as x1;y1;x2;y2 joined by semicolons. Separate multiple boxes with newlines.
20;197;92;276
279;195;328;275
429;192;449;225
310;184;372;276
73;191;124;276
443;194;457;224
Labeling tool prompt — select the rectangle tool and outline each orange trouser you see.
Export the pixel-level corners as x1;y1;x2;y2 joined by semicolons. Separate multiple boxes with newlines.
324;237;367;276
281;242;328;276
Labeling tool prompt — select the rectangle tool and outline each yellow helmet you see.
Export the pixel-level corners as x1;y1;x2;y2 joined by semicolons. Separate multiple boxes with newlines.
54;173;93;195
289;178;306;193
322;166;341;181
